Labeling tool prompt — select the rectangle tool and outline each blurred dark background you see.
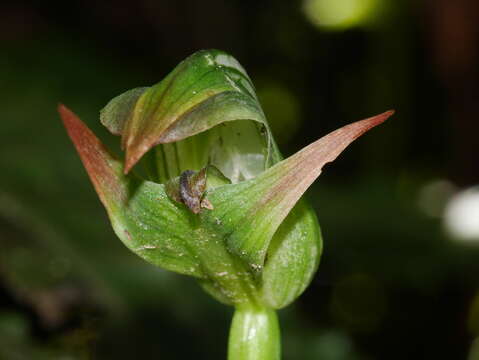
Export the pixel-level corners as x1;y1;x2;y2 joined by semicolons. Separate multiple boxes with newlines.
1;0;479;359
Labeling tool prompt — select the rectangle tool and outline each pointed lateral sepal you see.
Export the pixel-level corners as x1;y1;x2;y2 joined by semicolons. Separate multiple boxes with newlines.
59;104;128;208
205;111;393;268
59;105;205;277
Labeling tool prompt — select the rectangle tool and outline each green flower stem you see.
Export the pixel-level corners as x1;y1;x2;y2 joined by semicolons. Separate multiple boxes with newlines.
228;304;280;360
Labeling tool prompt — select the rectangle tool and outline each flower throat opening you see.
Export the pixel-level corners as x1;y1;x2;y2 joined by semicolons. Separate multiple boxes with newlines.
138;120;268;185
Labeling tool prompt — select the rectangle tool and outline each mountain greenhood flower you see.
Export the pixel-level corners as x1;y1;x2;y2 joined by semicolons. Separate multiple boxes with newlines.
59;49;392;359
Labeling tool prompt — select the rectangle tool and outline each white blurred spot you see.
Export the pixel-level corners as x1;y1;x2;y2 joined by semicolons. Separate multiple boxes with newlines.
444;187;479;242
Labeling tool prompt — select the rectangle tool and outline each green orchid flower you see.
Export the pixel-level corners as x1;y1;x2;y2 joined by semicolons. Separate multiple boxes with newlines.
59;49;392;360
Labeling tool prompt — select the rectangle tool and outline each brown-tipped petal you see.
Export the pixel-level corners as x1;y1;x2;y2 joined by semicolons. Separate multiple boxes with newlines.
58;104;128;207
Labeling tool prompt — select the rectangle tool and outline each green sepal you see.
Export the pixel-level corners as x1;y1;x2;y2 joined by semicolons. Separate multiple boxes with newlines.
259;199;321;308
59;104;205;277
203;111;393;287
110;180;204;277
60;105;262;305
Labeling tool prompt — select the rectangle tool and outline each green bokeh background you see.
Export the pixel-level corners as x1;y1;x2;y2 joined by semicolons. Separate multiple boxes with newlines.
1;1;479;359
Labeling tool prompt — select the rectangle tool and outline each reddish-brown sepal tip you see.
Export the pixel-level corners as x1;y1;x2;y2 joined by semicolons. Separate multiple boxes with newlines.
58;104;126;205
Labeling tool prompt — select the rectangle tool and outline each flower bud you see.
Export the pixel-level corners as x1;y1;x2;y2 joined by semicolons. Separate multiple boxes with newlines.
59;49;392;308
